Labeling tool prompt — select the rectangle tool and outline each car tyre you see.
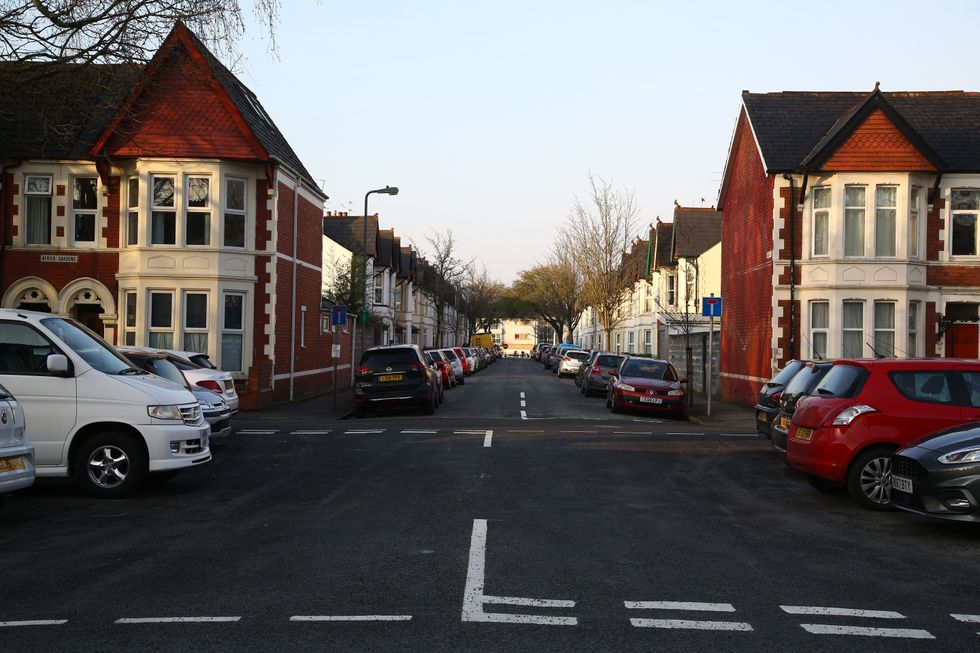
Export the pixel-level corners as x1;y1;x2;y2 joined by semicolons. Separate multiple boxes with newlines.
73;431;148;499
606;393;612;409
846;446;896;510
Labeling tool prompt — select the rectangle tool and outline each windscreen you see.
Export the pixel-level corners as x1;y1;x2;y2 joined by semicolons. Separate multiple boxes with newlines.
41;317;133;375
567;351;589;361
783;366;816;395
144;358;188;387
768;360;805;387
597;355;624;368
620;359;676;381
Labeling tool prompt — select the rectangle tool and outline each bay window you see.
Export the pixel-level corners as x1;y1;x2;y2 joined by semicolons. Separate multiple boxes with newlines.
908;302;919;357
185;176;210;246
873;302;895;358
150;175;176;245
148;291;174;349
909;187;920;259
127;177;139;246
844;186;866;257
842;300;864;358
874;185;896;257
224;177;246;248
222;293;244;371
810;301;829;360
812;187;830;256
183;292;208;352
123;291;137;346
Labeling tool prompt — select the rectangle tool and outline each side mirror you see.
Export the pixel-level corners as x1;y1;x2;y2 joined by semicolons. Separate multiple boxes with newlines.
47;353;69;375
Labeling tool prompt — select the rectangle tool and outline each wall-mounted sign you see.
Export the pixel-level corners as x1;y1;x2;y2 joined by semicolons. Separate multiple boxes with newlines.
41;255;78;263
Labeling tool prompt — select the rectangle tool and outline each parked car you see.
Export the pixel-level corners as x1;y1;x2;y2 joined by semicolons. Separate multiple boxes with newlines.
557;349;590;379
606;356;686;416
426;349;457;389
120;349;232;439
421;350;445;406
891;421;980;522
440;348;465;384
354;344;439;418
0;381;34;502
581;352;625;397
786;359;980;509
575;351;598;387
770;361;833;453
0;309;210;498
452;347;473;376
164;349;218;370
140;348;239;413
755;359;806;438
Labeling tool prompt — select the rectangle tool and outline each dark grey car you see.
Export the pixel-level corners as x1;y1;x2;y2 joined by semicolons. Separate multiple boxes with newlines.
580;352;625;397
354;345;438;418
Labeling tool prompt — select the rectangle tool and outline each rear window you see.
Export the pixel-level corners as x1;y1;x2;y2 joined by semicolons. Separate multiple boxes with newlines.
768;360;805;387
567;351;589;361
890;371;954;405
360;349;419;371
784;366;816;395
0;382;11;399
813;364;870;398
597;355;624;367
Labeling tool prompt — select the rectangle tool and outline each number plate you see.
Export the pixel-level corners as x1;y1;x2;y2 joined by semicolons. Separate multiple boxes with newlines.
779;415;790;430
794;427;814;441
639;396;663;404
379;374;404;382
757;411;768;422
891;475;913;494
0;455;26;473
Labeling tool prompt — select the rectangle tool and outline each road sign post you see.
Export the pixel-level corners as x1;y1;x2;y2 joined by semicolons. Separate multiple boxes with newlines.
702;295;723;417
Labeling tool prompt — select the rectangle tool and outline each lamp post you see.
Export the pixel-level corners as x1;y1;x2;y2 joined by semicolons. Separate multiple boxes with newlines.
361;186;398;352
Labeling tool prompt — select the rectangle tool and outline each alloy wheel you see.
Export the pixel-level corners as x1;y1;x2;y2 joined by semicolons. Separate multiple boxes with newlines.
87;445;130;489
859;455;892;505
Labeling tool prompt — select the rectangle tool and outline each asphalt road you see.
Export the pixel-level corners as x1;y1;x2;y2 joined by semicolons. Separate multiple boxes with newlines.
2;358;980;652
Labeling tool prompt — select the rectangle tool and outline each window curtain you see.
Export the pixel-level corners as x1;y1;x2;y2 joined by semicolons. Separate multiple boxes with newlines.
844;187;865;256
222;335;243;371
148;332;173;349
875;187;897;256
183;333;208;353
842;302;863;358
26;196;51;244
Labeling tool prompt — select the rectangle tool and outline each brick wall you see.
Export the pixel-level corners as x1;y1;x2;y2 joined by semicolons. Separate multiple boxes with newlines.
926;265;980;286
926;196;944;261
720;109;775;404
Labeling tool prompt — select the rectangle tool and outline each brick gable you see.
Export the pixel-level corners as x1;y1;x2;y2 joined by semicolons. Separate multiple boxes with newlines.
100;40;265;161
821;109;936;172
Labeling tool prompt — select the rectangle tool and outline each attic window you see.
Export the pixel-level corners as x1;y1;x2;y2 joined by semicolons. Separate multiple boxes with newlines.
244;93;274;127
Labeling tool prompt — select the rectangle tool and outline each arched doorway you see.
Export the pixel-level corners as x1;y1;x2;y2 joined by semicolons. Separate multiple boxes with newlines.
57;278;117;341
1;277;58;313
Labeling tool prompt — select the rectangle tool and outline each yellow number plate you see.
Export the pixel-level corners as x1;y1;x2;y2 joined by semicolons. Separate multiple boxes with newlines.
779;416;790;430
795;427;814;442
379;374;403;382
0;456;26;473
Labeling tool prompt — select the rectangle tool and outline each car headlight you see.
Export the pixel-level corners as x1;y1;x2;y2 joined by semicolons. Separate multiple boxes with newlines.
619;383;636;392
832;404;876;426
148;405;182;420
939;446;980;465
667;389;683;396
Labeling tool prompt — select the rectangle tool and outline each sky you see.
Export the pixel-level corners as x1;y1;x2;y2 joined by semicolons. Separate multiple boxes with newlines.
232;0;979;283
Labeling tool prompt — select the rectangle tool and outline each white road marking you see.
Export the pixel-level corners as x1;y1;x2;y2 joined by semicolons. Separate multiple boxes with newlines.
237;430;277;435
613;431;652;435
626;601;735;612
455;430;488;434
402;430;437;434
667;432;705;436
509;429;544;433
291;430;331;435
781;606;905;619
0;620;68;627
630;619;753;631
560;430;598;434
720;433;758;438
951;613;980;623
345;430;385;434
115;617;241;624
520;392;525;399
484;596;575;608
290;615;412;622
520;400;526;407
484;430;493;448
799;624;933;639
461;519;577;626
520;410;527;420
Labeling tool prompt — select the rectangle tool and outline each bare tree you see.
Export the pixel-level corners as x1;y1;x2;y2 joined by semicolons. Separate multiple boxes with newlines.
512;263;580;343
322;252;369;324
414;229;471;347
1;1;280;69
460;265;505;337
561;174;639;350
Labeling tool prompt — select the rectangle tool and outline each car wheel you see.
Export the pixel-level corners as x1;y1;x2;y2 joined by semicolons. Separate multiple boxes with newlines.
606;393;613;409
610;395;622;414
846;447;896;510
73;431;148;499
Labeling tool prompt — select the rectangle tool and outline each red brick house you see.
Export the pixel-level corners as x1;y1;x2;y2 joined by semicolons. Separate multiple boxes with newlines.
718;86;980;403
0;23;341;407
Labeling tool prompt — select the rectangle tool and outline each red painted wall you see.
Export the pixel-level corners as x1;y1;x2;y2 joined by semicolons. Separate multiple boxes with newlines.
720;110;775;404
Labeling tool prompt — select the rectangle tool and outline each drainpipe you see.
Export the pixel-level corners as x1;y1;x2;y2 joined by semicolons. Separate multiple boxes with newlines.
782;174;798;360
289;176;300;402
0;161;22;298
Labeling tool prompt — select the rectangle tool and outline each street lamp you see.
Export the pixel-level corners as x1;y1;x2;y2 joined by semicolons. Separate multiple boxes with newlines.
361;186;399;346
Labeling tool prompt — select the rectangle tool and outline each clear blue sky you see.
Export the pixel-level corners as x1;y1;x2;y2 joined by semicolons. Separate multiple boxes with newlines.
234;0;978;283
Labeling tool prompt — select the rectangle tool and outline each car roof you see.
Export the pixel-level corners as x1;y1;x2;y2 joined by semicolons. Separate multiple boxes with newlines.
835;358;980;370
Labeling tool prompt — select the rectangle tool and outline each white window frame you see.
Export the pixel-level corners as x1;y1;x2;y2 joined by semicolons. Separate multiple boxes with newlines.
150;174;177;246
373;273;384;305
908;301;919;357
842;300;865;358
873;301;896;358
950;189;979;258
909;186;920;259
182;291;209;353
810;301;829;360
667;273;677;306
126;177;140;247
221;292;246;372
844;185;867;257
644;328;652;355
812;186;830;257
223;176;248;249
615;332;622;353
24;174;52;246
184;175;211;247
148;291;175;349
123;291;137;346
72;176;98;246
874;185;897;258
627;330;635;352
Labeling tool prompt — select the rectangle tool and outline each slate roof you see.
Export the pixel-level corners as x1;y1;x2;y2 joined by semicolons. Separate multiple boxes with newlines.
0;63;139;160
622;238;649;281
671;207;722;259
652;222;675;270
378;229;397;272
398;247;416;281
742;89;980;172
323;214;379;258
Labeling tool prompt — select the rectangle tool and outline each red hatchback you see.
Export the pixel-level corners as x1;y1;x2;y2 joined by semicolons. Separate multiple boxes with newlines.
786;359;980;510
606;356;686;416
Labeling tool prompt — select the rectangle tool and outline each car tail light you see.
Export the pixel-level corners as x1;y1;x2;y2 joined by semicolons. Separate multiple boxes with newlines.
196;379;222;393
592;363;601;375
831;404;876;426
409;362;425;371
772;391;782;401
355;366;371;376
563;356;571;362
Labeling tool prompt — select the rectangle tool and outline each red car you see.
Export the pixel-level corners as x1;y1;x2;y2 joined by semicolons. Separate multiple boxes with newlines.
426;349;457;389
606;356;686;416
452;347;471;376
786;359;980;510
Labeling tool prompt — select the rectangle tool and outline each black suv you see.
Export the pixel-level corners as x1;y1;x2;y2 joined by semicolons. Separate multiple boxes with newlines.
354;344;438;418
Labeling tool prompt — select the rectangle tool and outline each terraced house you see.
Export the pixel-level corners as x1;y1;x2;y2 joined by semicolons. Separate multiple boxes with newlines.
0;22;333;407
718;86;980;403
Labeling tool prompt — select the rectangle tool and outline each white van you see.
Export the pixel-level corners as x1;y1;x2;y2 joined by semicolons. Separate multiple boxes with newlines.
0;309;211;498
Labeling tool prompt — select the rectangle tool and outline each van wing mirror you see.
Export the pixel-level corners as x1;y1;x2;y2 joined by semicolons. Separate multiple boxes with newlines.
47;353;69;375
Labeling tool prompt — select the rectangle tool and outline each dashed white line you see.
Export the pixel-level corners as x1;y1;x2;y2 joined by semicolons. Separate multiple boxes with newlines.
402;430;437;434
520;400;526;407
781;606;904;619
345;430;385;434
0;620;68;627
667;432;705;436
116;617;241;624
290;615;412;622
799;624;933;639
720;433;758;438
630;619;753;631
560;430;598;434
237;430;278;435
483;430;493;448
520;392;525;399
484;596;575;608
613;431;652;435
626;601;735;612
951;613;980;623
290;430;331;435
520;410;527;420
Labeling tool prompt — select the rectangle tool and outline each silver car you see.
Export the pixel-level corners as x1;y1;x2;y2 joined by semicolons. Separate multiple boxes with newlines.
557;349;590;378
0;381;35;500
154;349;240;413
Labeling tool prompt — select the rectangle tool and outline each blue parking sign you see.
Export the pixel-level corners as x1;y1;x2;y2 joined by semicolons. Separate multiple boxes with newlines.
702;296;722;317
332;305;348;326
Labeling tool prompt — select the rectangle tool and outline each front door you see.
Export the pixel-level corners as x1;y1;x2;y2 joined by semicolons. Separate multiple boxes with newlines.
73;303;104;335
945;323;979;359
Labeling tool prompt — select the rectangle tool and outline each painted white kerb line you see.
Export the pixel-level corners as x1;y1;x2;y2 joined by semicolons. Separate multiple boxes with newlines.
484;430;493;448
625;600;752;631
115;617;241;624
520;411;527;420
0;620;68;627
290;615;412;622
461;519;577;626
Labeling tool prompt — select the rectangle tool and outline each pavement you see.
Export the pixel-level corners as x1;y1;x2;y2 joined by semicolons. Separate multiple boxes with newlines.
685;396;758;430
